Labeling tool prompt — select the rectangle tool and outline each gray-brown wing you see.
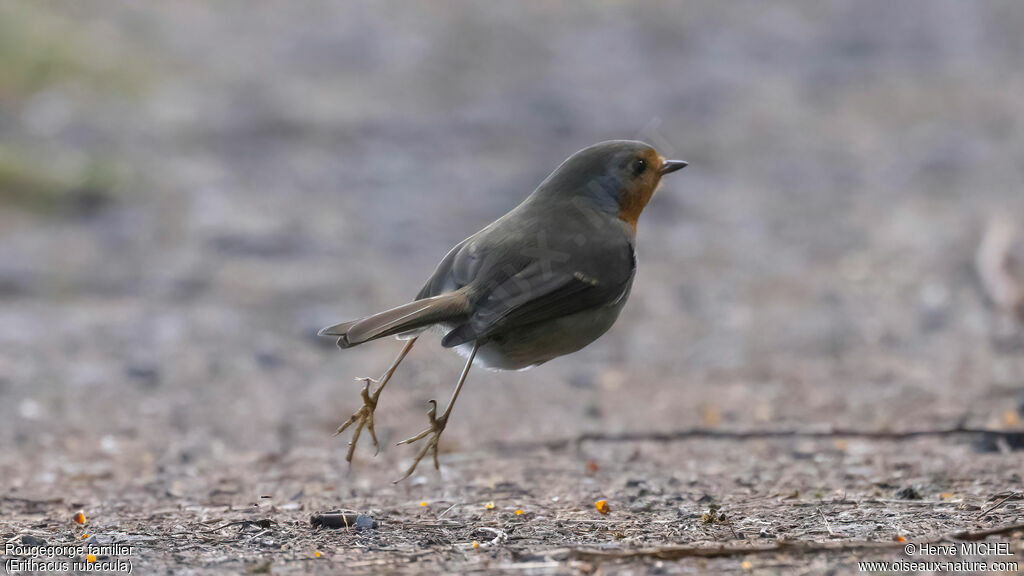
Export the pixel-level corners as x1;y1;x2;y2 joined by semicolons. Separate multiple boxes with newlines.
440;244;635;347
414;213;531;300
414;235;479;300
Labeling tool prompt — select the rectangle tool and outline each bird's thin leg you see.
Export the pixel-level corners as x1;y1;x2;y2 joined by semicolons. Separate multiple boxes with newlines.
394;341;479;483
336;337;417;463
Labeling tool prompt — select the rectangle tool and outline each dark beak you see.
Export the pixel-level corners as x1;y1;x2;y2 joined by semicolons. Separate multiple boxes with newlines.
658;160;688;175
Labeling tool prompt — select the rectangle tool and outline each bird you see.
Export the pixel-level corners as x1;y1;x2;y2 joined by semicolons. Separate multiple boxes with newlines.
319;140;687;481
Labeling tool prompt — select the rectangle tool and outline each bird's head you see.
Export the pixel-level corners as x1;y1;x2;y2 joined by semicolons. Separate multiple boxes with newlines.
539;140;687;231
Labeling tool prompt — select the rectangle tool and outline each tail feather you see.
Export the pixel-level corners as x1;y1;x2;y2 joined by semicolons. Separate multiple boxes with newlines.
319;290;470;349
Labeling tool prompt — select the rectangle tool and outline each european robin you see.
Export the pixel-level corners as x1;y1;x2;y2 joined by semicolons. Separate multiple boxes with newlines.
320;140;687;481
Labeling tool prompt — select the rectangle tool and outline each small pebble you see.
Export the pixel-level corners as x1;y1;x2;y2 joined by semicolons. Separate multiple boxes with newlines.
354;514;375;531
20;535;47;546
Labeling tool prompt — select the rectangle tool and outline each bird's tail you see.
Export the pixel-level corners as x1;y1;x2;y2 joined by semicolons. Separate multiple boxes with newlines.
318;290;471;349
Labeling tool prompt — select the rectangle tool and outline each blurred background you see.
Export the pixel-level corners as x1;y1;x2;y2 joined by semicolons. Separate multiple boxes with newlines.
2;1;1023;494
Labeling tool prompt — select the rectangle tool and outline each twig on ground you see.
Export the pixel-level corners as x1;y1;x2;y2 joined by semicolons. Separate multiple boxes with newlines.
816;508;833;536
310;511;378;530
200;519;274;533
437;502;459;519
978;492;1023;518
570;522;1024;562
497;425;1024;451
1;496;64;507
949;523;1024;541
570;540;904;561
775;498;961;508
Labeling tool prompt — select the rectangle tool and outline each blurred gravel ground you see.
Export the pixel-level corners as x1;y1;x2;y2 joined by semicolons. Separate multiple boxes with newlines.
1;2;1024;573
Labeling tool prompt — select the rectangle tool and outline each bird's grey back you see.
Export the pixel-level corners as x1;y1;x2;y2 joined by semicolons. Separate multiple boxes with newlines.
416;191;634;304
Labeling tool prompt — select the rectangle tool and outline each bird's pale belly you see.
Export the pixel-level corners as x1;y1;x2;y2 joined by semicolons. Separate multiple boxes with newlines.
454;301;627;370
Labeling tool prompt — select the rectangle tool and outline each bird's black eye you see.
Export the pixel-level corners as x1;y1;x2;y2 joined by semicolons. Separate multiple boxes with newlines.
633;158;647;175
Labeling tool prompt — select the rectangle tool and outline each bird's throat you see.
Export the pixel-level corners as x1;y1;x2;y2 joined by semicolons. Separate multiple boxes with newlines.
617;184;658;232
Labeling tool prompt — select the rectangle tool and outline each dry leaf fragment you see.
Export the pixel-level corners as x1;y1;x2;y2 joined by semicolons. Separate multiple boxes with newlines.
1004;411;1020;427
977;215;1024;321
701;404;721;426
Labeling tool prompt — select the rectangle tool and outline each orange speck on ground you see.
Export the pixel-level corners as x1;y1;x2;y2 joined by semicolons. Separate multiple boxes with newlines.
595;500;610;515
1004;411;1019;427
701;404;721;426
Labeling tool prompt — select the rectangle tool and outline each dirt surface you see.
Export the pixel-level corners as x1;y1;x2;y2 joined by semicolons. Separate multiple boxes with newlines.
2;2;1024;574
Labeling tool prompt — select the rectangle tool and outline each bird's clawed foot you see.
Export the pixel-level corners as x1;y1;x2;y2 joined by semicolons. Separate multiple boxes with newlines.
335;377;383;464
394;399;448;483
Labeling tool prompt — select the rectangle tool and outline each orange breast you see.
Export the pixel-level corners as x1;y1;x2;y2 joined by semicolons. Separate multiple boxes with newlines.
617;187;654;232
